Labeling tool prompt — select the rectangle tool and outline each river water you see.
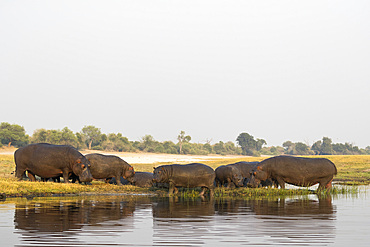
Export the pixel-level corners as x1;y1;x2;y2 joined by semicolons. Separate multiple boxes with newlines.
0;187;369;247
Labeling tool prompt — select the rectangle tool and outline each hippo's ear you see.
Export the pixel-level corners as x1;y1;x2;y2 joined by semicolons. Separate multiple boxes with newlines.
153;167;156;170
129;167;133;170
257;166;263;171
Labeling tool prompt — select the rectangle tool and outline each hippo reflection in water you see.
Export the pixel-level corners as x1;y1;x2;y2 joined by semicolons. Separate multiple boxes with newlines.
14;198;148;233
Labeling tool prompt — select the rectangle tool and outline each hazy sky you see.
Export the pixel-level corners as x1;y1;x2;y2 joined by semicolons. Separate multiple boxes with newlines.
1;1;369;148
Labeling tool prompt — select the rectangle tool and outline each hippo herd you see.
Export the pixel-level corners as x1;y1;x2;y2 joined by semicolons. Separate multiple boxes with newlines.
14;143;338;196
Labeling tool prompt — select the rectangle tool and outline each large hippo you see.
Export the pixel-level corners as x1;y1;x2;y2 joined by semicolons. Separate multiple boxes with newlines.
153;163;215;197
85;153;135;185
215;165;244;188
14;143;92;183
248;156;337;191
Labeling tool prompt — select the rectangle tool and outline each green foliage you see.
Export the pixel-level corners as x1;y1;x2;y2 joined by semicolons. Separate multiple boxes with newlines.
31;127;78;147
282;141;312;155
260;146;284;156
309;137;360;155
81;125;102;150
101;133;134;152
2;122;369;156
0;122;29;147
236;132;266;156
321;137;334;155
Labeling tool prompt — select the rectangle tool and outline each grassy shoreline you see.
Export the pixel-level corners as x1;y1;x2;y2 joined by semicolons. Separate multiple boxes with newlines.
1;153;369;198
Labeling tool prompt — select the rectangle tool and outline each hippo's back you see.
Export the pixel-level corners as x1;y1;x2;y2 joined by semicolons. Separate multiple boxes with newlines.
15;143;74;165
264;156;337;177
227;162;259;178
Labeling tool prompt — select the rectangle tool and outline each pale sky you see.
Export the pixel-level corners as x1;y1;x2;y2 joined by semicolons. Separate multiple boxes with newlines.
1;1;369;147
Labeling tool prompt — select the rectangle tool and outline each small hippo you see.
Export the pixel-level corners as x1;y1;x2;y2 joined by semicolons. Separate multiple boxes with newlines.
85;153;135;186
226;162;276;187
153;163;215;197
248;156;337;191
131;172;154;187
215;165;244;188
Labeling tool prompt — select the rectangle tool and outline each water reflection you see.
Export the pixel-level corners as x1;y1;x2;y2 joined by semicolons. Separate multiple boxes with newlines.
152;196;336;246
14;197;144;232
9;195;337;246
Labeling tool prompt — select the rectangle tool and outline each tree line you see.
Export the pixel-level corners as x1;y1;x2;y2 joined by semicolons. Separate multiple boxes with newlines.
1;122;369;156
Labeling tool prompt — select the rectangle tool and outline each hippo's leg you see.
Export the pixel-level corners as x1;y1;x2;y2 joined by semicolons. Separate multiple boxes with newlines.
209;186;215;197
27;171;37;182
174;186;179;194
62;170;70;183
215;179;221;187
115;176;122;186
53;176;61;183
199;187;207;196
169;182;175;195
226;178;232;188
318;176;333;192
15;168;27;181
275;177;285;189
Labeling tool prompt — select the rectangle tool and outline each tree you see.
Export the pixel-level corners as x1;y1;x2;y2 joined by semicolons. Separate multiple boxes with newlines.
236;132;256;156
283;141;294;154
321;137;334;155
31;128;48;143
81;125;102;150
60;127;78;146
294;142;310;155
256;138;267;151
140;134;157;152
0;122;29;147
177;131;191;154
311;140;322;155
31;127;78;147
213;141;227;155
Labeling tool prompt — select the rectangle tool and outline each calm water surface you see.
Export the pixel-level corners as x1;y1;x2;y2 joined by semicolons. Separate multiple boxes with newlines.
0;187;369;247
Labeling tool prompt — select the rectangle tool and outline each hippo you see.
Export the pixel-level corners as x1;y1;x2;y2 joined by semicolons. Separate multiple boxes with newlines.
215;165;244;188
131;172;154;187
109;172;153;188
85;153;135;186
226;162;276;187
248;156;337;191
14;143;93;183
153;163;215;197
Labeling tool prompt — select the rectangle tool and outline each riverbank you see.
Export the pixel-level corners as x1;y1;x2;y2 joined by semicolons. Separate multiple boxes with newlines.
1;147;369;198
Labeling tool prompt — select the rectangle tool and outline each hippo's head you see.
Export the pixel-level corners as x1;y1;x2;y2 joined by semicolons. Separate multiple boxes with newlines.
230;167;244;187
72;157;93;183
153;166;168;183
247;166;268;188
123;166;135;179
